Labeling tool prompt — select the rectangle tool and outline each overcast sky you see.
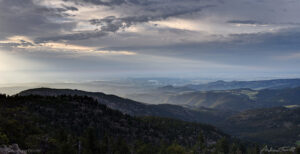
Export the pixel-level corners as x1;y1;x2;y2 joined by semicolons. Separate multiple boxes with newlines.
1;0;300;83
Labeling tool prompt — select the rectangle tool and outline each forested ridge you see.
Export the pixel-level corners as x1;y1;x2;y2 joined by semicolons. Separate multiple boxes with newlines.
0;94;250;154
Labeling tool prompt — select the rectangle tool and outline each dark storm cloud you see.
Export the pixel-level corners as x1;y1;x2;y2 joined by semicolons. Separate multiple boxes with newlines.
63;0;128;6
35;31;108;43
61;4;79;11
229;28;300;47
0;0;77;39
227;20;300;26
63;0;204;7
35;4;214;42
34;4;78;17
95;27;300;67
227;20;264;25
89;6;213;32
0;40;34;48
1;0;300;81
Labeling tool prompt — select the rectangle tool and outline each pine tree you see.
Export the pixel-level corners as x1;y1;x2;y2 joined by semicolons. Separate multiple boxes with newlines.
192;132;206;153
215;137;229;154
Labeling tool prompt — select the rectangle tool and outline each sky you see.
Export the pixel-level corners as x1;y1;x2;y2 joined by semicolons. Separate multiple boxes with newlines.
1;0;300;83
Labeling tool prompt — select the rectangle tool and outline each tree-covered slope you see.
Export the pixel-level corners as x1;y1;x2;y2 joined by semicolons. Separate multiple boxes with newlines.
0;94;230;153
18;88;232;124
222;106;300;146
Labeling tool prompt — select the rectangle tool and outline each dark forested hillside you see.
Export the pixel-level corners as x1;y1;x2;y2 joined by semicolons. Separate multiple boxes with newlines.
15;88;300;149
222;106;300;146
0;94;237;153
18;88;233;125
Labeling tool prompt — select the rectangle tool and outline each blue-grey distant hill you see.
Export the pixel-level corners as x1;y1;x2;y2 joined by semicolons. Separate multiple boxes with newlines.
184;79;300;91
128;86;300;111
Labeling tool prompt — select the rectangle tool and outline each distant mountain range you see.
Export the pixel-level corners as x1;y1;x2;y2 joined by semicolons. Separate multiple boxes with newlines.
128;87;300;111
0;78;194;96
183;78;300;91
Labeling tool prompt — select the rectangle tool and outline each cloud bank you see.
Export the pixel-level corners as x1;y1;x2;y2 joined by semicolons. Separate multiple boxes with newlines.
1;0;300;82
